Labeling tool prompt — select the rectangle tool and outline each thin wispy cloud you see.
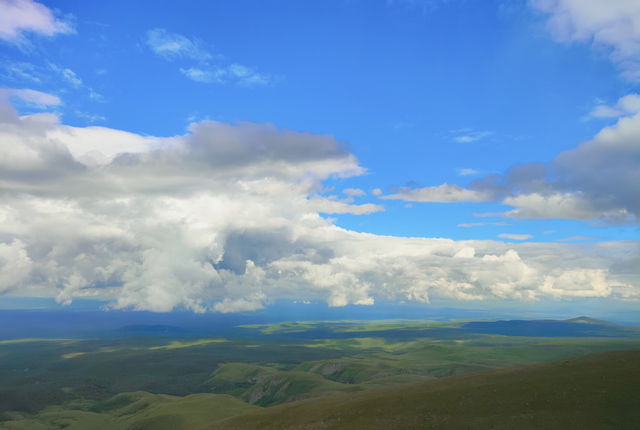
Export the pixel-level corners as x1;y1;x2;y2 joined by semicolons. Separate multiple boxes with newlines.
49;63;82;87
452;130;493;143
0;87;60;106
557;236;599;242
145;28;211;61
148;28;273;87
458;221;509;228
1;61;41;82
498;233;533;241
181;64;271;87
457;168;479;176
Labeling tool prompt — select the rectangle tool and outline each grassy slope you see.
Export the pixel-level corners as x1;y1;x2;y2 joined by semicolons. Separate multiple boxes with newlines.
210;349;640;430
208;363;360;406
0;391;258;430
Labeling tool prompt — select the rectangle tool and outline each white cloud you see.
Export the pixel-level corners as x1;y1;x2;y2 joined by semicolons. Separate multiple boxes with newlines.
49;64;82;87
588;94;640;118
1;61;40;82
382;183;493;203
551;111;640;222
227;63;270;87
148;29;273;87
531;0;640;81
498;192;632;222
556;236;598;242
458;221;509;228
306;197;384;215
180;67;220;83
498;233;533;241
413;107;640;224
0;94;637;311
0;0;73;44
453;130;492;143
457;168;479;176
181;64;272;87
540;270;619;299
0;239;32;293
145;28;211;61
0;87;60;107
343;188;366;197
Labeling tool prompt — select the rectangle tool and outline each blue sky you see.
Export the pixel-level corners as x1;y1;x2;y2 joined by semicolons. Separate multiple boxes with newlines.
0;0;639;315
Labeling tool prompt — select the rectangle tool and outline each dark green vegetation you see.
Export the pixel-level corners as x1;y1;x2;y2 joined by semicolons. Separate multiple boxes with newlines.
212;349;640;430
1;317;639;429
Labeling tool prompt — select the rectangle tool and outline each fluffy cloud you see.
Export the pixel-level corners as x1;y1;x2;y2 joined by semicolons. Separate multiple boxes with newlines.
0;0;73;44
390;104;640;225
0;94;637;312
531;0;640;80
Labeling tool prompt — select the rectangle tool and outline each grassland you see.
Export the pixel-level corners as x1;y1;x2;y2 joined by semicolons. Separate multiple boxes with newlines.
1;391;258;430
0;317;639;429
211;348;640;430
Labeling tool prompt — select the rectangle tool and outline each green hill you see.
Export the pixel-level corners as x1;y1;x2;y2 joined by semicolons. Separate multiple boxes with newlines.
210;349;640;430
0;391;258;430
207;363;360;406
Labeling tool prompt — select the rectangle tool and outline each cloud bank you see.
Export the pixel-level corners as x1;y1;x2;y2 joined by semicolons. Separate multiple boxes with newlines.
0;94;637;312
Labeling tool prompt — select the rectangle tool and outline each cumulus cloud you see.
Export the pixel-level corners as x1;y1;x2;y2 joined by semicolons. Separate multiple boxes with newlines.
0;94;637;312
531;0;640;81
391;106;640;225
0;0;73;45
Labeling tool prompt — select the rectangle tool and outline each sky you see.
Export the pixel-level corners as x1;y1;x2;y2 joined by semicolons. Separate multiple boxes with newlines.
0;0;639;316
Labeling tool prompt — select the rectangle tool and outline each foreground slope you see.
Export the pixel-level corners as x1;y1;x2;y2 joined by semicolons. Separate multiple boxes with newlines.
211;349;640;430
0;392;258;430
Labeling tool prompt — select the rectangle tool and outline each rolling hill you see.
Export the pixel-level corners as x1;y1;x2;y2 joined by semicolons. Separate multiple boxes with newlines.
210;348;640;430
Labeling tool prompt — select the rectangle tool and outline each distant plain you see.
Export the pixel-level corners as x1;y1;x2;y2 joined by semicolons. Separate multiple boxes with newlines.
1;313;639;429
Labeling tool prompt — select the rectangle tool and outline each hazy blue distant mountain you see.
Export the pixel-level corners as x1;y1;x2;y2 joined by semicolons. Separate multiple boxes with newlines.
462;318;640;338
